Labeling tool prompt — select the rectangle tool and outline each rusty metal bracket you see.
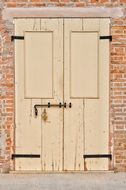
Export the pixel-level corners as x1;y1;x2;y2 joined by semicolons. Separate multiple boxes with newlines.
83;154;112;160
100;35;112;41
11;35;24;41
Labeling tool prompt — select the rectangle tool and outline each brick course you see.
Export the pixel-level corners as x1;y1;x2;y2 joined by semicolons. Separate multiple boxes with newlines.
0;0;126;172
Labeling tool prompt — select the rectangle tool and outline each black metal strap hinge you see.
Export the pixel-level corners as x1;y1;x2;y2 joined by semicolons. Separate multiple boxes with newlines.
83;154;112;160
11;36;24;41
12;154;40;159
100;36;112;41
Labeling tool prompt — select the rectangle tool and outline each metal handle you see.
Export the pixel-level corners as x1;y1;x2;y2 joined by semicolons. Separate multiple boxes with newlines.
34;102;72;116
34;103;51;116
34;102;66;116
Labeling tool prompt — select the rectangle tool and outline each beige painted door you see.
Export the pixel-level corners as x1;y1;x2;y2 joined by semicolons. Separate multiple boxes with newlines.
15;18;110;171
15;19;63;171
64;19;110;171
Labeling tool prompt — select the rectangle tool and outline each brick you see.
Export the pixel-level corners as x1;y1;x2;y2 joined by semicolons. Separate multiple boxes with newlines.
76;2;86;7
120;0;126;2
6;2;17;7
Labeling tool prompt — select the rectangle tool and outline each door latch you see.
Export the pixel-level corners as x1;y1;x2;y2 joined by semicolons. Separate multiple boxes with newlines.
34;102;72;117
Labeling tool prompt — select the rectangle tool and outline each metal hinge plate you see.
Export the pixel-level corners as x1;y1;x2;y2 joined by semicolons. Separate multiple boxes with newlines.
100;35;112;41
11;36;24;41
83;154;112;160
12;154;40;159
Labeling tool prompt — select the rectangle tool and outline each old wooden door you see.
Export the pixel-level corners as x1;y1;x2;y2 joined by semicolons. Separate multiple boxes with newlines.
64;19;110;171
15;18;110;171
15;19;63;171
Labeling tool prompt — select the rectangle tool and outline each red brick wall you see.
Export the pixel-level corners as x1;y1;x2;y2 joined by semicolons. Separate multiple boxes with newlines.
3;0;126;7
0;0;126;172
111;18;126;171
0;3;14;172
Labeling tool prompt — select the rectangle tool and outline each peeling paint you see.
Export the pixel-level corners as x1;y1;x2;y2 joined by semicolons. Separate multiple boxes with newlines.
84;159;88;171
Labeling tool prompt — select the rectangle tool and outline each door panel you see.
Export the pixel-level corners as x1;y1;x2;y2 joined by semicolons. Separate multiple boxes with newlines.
15;19;63;171
70;31;98;98
64;18;110;171
25;31;53;98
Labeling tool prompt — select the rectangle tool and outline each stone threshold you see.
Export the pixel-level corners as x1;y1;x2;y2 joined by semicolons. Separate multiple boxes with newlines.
9;170;115;174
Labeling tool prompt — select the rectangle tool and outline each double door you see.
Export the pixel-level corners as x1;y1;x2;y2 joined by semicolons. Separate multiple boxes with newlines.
15;18;110;171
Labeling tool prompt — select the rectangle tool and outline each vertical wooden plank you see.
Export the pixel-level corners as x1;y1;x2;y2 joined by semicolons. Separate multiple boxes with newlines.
84;19;110;170
64;19;84;171
40;19;63;171
15;19;42;170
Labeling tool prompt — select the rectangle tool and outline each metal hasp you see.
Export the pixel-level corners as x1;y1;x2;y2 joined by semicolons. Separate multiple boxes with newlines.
11;35;24;41
100;35;112;41
83;154;112;160
34;102;65;116
12;154;40;159
34;102;72;116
